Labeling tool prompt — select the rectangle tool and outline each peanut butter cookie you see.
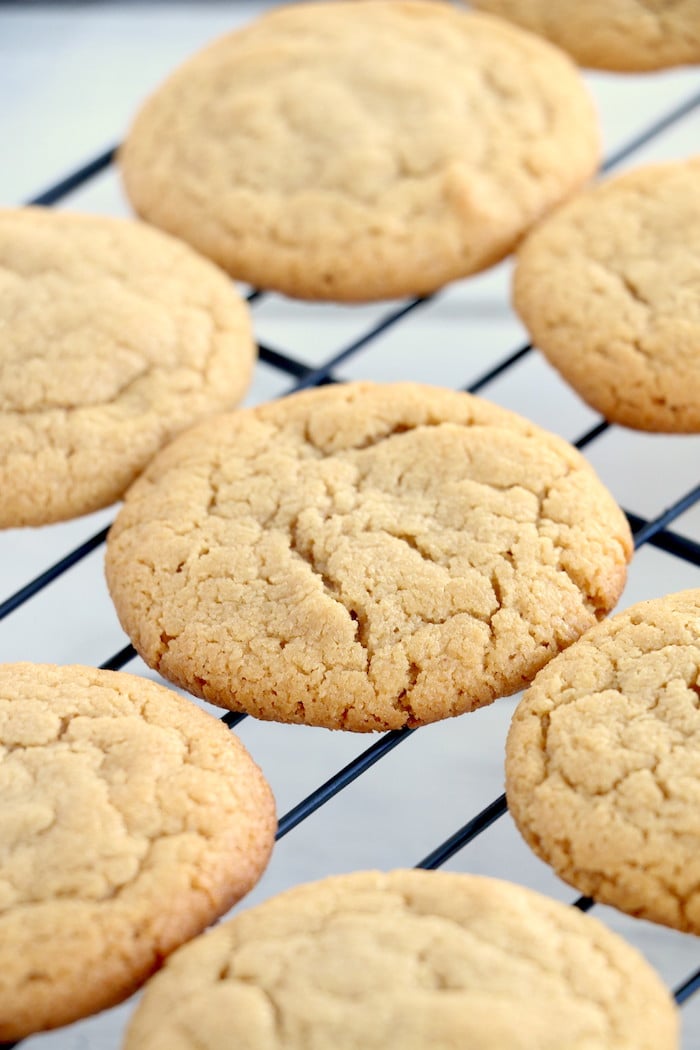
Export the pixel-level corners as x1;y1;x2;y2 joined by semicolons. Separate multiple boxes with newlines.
124;869;678;1050
513;159;700;433
471;0;700;71
106;382;632;731
0;207;255;527
120;1;599;301
507;590;700;933
0;663;275;1039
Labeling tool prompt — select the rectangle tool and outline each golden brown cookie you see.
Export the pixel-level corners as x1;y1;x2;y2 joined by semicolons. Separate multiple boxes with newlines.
120;1;599;302
105;382;632;732
470;0;700;71
0;207;255;527
507;590;700;934
124;869;679;1050
513;159;700;433
0;663;276;1040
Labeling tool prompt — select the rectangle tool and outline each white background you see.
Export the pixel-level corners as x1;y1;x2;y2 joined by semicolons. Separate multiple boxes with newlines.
1;2;700;1048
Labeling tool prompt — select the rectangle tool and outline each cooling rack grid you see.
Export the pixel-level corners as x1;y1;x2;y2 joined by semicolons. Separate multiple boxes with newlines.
2;11;700;1049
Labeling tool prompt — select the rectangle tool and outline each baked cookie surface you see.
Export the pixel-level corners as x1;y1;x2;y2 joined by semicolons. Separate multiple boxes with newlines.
507;590;700;933
124;869;678;1050
470;0;700;71
120;1;599;302
106;382;632;731
0;207;255;527
0;663;275;1039
514;159;700;433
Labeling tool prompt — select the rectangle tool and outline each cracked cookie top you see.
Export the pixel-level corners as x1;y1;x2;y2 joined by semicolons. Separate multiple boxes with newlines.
513;159;700;433
0;663;275;1040
120;0;599;302
105;382;632;732
471;0;700;72
124;869;678;1050
507;590;700;934
0;207;255;527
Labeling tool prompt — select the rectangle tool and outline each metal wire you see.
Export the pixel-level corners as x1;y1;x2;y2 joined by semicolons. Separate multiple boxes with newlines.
289;297;432;391
416;793;508;870
98;642;136;672
1;75;699;1050
27;146;117;207
676;968;700;1006
0;525;110;622
276;730;413;840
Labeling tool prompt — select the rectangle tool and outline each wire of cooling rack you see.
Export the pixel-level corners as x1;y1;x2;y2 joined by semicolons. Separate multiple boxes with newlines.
2;82;700;1050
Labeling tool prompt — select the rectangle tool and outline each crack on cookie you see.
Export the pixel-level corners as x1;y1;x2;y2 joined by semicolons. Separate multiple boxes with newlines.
347;608;370;653
393;661;421;723
489;566;505;616
619;270;652;312
288;515;372;668
288;517;343;601
53;715;71;742
5;366;151;417
349;421;414;451
380;527;438;568
160;630;176;653
300;418;445;456
555;556;603;620
0;712;75;758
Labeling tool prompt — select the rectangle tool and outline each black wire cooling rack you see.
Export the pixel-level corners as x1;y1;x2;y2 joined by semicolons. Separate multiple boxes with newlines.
2;75;700;1050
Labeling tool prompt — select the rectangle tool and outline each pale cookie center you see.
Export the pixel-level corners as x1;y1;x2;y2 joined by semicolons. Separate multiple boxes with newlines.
0;274;215;414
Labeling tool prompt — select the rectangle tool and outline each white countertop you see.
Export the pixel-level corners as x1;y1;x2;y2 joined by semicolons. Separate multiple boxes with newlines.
1;3;699;1048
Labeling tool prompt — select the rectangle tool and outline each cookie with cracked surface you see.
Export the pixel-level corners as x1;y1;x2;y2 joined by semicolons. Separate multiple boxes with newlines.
0;207;255;527
124;868;678;1050
470;0;700;71
105;382;632;732
513;159;700;433
120;1;599;303
507;590;700;934
0;663;275;1040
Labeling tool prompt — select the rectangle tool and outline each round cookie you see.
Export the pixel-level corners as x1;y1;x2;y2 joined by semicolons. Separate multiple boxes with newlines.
0;207;255;527
513;159;700;433
105;382;633;732
124;869;678;1050
120;1;599;302
507;590;700;934
470;0;700;71
0;663;276;1039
